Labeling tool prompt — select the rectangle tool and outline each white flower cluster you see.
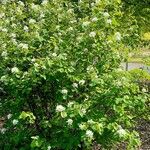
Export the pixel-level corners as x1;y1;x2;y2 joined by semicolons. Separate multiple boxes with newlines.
29;19;36;24
7;114;12;119
18;43;28;49
79;123;87;130
68;27;73;31
40;12;45;18
61;89;68;94
89;32;96;38
0;128;7;134
56;105;65;112
12;119;18;125
103;12;110;18
18;1;24;7
52;53;57;57
72;83;78;88
31;3;39;11
1;28;8;32
106;19;112;24
87;119;95;124
115;32;121;41
24;26;29;32
82;21;90;27
42;0;48;6
86;130;93;138
67;9;74;14
117;127;126;137
10;33;16;38
66;119;73;126
80;108;86;115
67;101;75;108
1;51;8;57
79;80;85;85
11;67;19;74
47;145;51;150
0;13;5;19
91;17;98;22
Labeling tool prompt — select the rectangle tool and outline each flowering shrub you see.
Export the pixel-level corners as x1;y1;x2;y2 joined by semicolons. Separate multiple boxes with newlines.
0;0;148;149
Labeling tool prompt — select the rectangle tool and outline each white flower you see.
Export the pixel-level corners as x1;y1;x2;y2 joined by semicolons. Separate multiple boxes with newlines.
142;88;147;93
115;32;121;41
77;36;82;41
10;33;16;38
52;53;57;57
91;3;95;7
67;9;74;14
58;32;62;36
72;83;78;88
81;108;86;115
47;146;51;150
86;130;93;138
87;119;94;124
106;19;112;24
40;13;45;18
22;44;28;49
34;63;39;67
56;25;60;30
67;101;74;108
82;21;90;27
2;28;8;32
103;12;110;17
18;43;28;49
87;65;94;72
29;19;36;24
6;19;10;24
117;128;126;137
89;31;96;38
42;0;48;5
11;23;17;28
31;58;36;62
12;119;18;125
24;26;28;32
66;119;73;125
18;1;24;7
1;51;7;57
11;67;19;74
0;13;5;18
84;48;88;52
79;123;86;130
0;128;7;134
61;89;68;94
31;136;39;140
16;7;22;14
56;105;65;112
31;4;38;10
68;27;73;31
10;17;14;21
95;0;100;4
0;75;7;82
70;20;77;24
92;17;98;22
7;114;12;119
12;38;17;45
79;80;85;85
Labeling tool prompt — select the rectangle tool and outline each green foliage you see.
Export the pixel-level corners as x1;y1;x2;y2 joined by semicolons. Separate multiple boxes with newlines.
0;0;148;149
122;0;150;33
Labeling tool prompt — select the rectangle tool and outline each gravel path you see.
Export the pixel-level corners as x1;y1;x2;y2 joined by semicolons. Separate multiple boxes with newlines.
121;63;150;73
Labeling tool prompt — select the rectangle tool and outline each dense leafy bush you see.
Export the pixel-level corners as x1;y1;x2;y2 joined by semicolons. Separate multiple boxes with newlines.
0;0;148;149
